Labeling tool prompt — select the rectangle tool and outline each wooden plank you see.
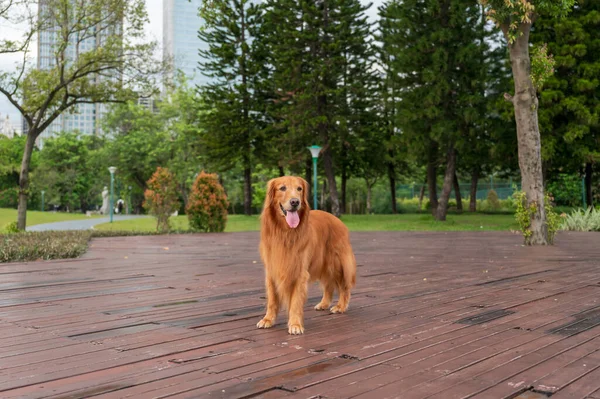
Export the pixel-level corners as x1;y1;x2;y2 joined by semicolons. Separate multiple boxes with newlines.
0;232;598;399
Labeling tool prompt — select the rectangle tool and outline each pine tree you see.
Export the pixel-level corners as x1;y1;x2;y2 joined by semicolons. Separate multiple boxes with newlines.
197;0;265;216
262;0;375;217
381;0;489;221
532;0;600;207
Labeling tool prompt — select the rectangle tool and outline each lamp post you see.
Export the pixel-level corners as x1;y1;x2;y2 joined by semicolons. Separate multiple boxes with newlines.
108;167;117;223
307;145;322;210
41;190;45;212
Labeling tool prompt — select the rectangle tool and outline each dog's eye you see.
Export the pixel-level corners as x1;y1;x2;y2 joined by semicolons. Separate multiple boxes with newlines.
297;187;302;192
279;186;286;192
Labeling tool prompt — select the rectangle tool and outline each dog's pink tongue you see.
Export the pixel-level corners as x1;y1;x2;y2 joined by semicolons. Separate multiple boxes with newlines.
285;211;300;228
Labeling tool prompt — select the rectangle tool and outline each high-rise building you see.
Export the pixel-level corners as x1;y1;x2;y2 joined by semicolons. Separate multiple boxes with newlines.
163;0;209;87
34;1;121;146
0;113;20;138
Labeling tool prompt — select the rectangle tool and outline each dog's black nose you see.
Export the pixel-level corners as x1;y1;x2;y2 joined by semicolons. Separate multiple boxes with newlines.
290;198;300;208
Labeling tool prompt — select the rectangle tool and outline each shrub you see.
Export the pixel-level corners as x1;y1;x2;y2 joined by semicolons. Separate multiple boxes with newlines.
546;174;582;207
561;207;600;232
187;172;229;232
143;167;181;233
487;190;501;211
513;191;560;245
3;221;19;234
0;231;90;263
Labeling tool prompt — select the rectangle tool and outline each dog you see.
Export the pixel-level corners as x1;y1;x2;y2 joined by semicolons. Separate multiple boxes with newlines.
257;176;356;335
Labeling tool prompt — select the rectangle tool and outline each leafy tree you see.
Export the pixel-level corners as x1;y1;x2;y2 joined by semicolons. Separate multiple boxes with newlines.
0;0;160;230
0;135;37;208
480;0;576;244
532;0;600;207
198;0;266;216
103;102;171;192
34;132;105;212
161;77;205;207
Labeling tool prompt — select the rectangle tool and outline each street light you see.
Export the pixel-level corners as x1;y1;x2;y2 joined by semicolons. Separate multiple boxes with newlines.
41;190;45;212
108;167;117;223
307;145;322;210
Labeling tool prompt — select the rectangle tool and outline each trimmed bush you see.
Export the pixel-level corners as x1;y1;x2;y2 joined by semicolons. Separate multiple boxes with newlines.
0;229;201;263
561;207;600;232
486;190;501;211
186;172;229;232
3;221;19;234
143;167;181;233
1;231;90;263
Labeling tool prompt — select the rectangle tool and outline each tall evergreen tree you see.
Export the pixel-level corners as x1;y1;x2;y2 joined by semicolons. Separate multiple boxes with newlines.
197;0;265;215
262;0;375;217
382;0;488;221
532;0;600;207
377;4;403;214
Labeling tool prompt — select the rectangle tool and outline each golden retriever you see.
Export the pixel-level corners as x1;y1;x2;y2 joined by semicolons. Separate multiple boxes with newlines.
257;176;356;335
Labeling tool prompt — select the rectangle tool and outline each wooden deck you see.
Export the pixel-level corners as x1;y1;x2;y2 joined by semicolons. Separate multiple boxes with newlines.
0;231;599;399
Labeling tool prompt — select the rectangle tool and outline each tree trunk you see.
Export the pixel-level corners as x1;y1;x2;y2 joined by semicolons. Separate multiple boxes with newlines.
436;147;456;221
506;24;548;245
17;133;37;230
341;164;347;215
180;183;188;208
453;172;463;213
322;146;340;217
388;162;397;214
278;165;285;177
427;141;439;215
305;157;312;207
418;181;425;210
321;178;327;210
243;161;252;216
585;162;593;208
366;180;373;214
469;168;479;212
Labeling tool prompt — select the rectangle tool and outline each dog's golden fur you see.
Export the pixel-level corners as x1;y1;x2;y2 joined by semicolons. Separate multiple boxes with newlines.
257;176;356;334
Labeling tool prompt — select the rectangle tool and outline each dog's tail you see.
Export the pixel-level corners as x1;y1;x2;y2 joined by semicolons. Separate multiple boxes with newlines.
341;247;357;289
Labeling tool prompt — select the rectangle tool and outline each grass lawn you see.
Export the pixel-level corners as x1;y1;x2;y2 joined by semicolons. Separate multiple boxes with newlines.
95;212;518;232
0;208;101;232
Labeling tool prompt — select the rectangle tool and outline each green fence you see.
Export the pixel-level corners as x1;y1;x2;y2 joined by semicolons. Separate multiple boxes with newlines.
396;182;519;200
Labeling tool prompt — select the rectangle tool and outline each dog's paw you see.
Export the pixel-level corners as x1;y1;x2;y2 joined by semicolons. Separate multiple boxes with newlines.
330;305;347;314
314;302;330;311
257;318;274;329
288;324;304;335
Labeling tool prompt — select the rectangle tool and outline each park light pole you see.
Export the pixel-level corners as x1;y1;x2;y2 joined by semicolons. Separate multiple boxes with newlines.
307;145;322;210
128;186;132;215
108;167;117;223
41;190;45;212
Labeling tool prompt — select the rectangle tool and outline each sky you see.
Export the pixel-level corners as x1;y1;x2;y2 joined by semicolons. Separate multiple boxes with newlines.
0;0;383;128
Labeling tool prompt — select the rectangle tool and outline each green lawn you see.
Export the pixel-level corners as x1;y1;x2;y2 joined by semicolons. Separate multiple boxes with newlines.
0;208;101;231
95;212;518;232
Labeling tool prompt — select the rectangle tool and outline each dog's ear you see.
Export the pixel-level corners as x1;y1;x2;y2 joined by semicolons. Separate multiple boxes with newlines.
264;178;277;209
299;177;310;209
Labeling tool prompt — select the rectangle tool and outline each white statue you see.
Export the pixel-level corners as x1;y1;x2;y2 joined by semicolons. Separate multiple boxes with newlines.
100;186;109;215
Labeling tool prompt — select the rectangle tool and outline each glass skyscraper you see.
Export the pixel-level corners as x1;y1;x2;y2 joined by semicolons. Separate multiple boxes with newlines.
163;0;210;87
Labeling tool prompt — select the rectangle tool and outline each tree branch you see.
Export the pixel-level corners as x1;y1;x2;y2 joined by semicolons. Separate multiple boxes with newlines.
0;86;31;126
